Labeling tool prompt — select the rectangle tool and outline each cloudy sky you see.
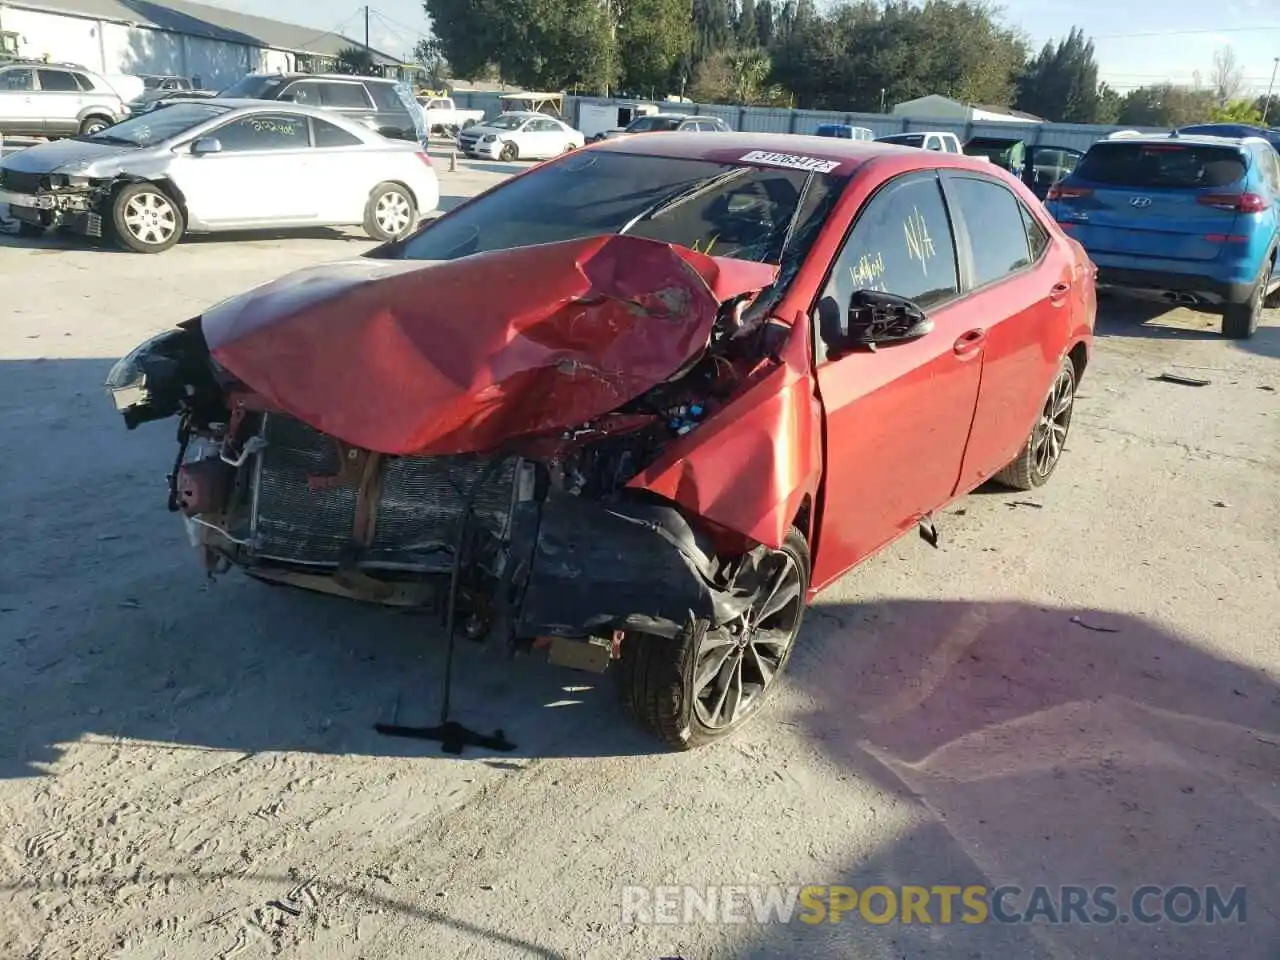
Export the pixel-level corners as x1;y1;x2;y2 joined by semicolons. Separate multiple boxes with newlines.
204;0;1280;97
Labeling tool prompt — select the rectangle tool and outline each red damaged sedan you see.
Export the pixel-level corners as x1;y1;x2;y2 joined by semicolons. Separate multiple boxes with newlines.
106;133;1096;750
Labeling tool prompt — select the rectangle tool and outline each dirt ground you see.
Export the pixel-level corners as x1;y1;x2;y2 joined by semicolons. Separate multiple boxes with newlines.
1;157;1277;960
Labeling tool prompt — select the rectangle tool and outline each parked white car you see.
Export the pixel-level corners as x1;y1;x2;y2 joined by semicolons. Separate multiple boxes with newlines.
875;131;963;153
418;96;484;135
457;111;585;161
0;99;439;252
0;60;130;137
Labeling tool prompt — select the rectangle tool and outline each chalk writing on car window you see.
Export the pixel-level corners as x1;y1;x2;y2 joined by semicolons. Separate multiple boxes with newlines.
849;250;887;291
689;235;719;256
248;117;299;136
903;205;936;274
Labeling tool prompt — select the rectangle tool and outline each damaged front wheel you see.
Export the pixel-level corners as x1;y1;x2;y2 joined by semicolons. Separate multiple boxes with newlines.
618;527;810;750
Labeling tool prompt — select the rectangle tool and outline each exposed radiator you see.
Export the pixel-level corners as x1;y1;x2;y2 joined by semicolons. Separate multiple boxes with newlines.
249;414;523;571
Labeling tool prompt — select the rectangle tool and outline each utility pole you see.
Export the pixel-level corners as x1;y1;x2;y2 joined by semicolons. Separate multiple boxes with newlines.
1263;57;1278;126
364;5;370;50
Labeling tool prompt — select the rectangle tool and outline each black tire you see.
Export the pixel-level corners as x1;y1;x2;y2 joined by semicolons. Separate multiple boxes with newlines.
993;355;1077;491
111;182;184;253
1223;256;1272;339
498;141;518;162
617;526;810;750
363;182;417;242
16;220;44;239
78;115;112;136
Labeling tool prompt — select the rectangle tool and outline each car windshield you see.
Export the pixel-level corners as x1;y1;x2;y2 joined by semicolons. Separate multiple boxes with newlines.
967;140;1020;163
142;76;162;88
1075;142;1247;188
487;114;527;130
85;102;229;146
216;75;278;98
395;150;847;283
627;116;683;132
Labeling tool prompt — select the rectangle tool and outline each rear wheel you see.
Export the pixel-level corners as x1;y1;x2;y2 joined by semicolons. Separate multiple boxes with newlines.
1222;257;1271;340
363;182;417;241
16;220;44;239
993;356;1076;491
618;527;810;750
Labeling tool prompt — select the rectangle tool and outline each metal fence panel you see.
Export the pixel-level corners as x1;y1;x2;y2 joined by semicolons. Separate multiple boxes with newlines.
447;90;1171;151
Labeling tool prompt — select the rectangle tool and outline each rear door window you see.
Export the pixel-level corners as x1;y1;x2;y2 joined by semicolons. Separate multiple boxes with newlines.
946;176;1032;287
37;69;79;92
1075;142;1246;188
320;82;373;109
282;80;323;106
366;82;407;112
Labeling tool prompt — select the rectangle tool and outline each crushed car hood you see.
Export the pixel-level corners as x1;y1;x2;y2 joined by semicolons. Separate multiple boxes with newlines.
0;137;139;175
202;235;778;456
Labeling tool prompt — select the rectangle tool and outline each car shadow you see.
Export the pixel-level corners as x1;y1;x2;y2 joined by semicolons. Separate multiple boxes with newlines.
1096;296;1280;359
0;224;373;252
722;598;1280;958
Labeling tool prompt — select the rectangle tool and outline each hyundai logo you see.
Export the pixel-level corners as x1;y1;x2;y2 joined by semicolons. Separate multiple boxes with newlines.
1129;196;1152;208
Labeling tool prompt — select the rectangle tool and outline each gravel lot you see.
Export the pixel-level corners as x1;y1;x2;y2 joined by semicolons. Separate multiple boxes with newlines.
1;154;1277;960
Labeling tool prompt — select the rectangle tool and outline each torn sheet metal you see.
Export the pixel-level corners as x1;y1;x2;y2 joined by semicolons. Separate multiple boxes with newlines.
627;319;822;550
201;235;776;456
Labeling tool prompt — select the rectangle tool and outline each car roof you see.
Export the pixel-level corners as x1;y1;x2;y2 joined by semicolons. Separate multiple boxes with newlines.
588;131;1003;176
1089;133;1251;150
248;72;395;84
879;131;952;137
165;97;355;118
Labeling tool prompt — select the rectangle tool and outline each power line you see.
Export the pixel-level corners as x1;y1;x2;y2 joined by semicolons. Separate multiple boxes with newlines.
289;8;365;51
369;8;429;41
1092;23;1280;40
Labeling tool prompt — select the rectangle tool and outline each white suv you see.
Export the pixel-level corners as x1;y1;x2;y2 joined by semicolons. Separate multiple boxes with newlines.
0;61;129;138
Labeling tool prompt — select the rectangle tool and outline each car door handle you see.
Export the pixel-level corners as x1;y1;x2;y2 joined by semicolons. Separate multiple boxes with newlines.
1050;282;1071;304
954;329;985;357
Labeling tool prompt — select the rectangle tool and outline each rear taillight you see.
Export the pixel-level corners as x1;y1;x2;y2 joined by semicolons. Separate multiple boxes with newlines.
1196;192;1268;213
1047;184;1092;201
1203;234;1249;244
414;151;433;167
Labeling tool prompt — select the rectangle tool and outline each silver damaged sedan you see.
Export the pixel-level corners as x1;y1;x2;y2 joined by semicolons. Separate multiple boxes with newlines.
0;99;440;252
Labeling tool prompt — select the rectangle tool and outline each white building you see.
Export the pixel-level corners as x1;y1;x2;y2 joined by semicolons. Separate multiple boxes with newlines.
0;0;403;90
892;94;1044;124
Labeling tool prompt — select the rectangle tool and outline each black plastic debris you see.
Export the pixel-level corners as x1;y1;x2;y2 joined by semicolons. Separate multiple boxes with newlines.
1151;372;1211;387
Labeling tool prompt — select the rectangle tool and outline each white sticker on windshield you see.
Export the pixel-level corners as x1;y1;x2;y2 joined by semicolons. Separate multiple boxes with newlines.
739;150;841;173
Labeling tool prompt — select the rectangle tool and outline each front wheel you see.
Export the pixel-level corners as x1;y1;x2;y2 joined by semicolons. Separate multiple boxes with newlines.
498;141;518;162
992;355;1076;491
363;182;417;241
111;182;184;253
617;527;810;750
78;115;112;136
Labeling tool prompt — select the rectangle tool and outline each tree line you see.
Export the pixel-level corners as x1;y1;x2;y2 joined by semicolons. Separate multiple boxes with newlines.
417;0;1278;127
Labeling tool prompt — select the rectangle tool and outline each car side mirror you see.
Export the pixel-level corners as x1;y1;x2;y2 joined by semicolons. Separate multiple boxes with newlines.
191;137;222;155
842;289;933;350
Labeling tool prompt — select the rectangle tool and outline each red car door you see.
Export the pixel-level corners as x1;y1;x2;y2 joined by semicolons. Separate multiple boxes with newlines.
810;171;985;590
941;172;1076;492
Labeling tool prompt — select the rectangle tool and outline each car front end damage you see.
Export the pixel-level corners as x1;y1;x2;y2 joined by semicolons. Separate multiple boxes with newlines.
0;168;115;237
105;234;822;677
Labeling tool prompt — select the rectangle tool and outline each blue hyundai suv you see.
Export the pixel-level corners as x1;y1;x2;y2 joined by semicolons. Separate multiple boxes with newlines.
1046;133;1280;338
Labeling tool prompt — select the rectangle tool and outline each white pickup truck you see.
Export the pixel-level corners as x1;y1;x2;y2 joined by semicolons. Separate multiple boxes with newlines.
418;96;485;135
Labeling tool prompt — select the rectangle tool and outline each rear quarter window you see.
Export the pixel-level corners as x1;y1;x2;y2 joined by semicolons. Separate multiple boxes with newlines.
1075;143;1247;189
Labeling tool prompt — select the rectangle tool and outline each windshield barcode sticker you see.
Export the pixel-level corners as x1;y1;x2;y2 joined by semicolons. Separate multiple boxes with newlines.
739;150;841;173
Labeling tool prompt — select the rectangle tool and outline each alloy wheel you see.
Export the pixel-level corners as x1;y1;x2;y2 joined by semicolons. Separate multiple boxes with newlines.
374;190;412;237
1031;364;1074;479
123;191;177;246
691;551;804;730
